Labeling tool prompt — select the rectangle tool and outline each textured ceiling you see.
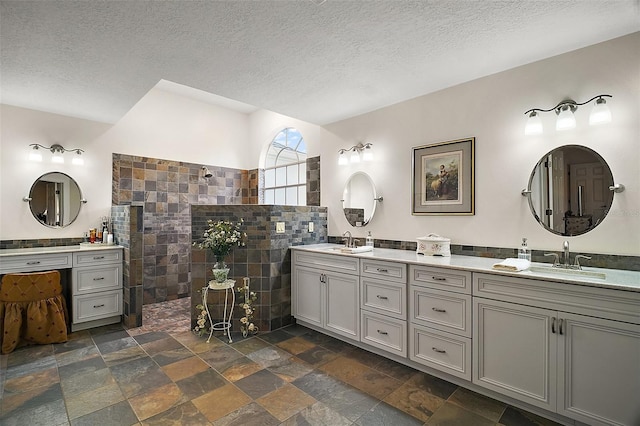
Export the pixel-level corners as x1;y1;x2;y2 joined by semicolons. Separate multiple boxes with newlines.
1;1;638;125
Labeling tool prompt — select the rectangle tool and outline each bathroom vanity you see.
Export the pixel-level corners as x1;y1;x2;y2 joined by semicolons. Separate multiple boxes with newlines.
0;244;123;331
291;244;640;426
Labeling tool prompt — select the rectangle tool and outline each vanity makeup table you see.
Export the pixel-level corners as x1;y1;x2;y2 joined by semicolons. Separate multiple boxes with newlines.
0;244;123;331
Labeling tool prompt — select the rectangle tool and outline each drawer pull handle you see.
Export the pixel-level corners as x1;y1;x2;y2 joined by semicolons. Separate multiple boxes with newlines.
93;256;105;260
551;317;556;334
432;307;447;313
377;329;389;335
93;277;105;281
432;276;447;281
26;261;41;265
93;304;105;308
376;268;388;273
432;347;446;354
376;295;388;300
559;318;564;335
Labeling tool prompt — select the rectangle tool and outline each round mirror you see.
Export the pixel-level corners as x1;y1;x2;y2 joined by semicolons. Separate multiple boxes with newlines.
527;145;614;236
342;171;379;227
28;172;83;228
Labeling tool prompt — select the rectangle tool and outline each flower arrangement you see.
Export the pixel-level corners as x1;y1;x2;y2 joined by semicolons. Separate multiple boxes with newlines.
194;299;209;337
238;277;259;337
194;219;247;260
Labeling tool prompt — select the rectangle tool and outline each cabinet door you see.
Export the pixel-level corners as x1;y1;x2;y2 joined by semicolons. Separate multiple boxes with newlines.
292;266;323;328
558;313;640;426
473;298;557;412
325;271;359;340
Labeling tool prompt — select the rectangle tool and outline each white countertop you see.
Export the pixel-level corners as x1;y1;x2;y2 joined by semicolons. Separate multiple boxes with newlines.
291;244;640;293
0;244;122;257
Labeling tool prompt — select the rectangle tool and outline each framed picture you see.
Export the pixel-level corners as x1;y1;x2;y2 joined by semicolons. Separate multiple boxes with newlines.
412;137;475;215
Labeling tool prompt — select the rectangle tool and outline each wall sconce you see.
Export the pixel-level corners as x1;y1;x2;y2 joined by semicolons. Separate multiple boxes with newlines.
524;94;612;135
338;142;374;166
28;143;85;165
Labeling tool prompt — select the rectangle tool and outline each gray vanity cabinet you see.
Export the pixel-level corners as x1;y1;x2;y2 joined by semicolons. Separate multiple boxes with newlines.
292;251;360;341
473;273;640;426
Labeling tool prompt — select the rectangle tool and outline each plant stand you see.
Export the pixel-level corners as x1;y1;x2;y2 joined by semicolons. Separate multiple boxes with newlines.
202;279;235;343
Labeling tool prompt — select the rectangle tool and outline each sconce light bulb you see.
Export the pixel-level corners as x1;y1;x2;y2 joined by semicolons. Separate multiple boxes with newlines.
589;97;611;125
29;146;43;162
362;145;374;162
72;150;84;165
338;151;348;166
350;150;360;164
51;150;65;163
524;111;543;136
556;105;576;131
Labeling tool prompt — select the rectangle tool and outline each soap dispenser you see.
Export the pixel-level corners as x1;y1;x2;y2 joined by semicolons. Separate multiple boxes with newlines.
518;238;531;261
365;231;374;248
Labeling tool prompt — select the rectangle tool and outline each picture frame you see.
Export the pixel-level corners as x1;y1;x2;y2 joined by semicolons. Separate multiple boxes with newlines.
412;137;475;215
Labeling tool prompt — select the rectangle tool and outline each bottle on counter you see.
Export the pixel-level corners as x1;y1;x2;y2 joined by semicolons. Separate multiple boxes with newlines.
518;237;531;261
365;231;374;248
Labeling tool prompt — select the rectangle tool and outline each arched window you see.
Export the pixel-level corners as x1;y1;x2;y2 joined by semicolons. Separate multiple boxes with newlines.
263;128;307;205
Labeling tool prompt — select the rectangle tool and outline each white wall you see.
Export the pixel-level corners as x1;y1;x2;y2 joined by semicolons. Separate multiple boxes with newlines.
319;32;640;256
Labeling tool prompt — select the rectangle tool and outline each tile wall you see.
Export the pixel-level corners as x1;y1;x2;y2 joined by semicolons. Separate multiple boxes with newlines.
111;205;144;328
191;205;328;332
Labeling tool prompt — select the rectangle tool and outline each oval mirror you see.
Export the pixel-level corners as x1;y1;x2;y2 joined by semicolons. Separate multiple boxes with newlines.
28;172;83;228
527;145;614;236
342;171;379;227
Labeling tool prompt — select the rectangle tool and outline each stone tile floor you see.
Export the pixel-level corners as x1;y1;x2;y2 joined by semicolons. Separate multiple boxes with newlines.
0;297;563;425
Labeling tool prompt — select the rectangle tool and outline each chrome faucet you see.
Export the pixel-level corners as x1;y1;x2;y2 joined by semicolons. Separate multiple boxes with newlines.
544;240;591;270
563;240;570;267
342;231;353;248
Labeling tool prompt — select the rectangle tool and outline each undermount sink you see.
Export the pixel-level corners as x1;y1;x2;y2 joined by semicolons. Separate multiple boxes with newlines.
324;246;373;254
529;265;606;280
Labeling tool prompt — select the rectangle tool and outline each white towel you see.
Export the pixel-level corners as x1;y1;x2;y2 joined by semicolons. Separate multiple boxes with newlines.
492;258;531;272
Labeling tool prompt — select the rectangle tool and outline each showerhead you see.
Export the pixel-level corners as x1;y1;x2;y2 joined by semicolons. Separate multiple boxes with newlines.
201;166;213;178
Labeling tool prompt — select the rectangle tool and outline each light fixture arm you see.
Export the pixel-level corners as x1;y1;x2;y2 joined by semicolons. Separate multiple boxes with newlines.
29;143;84;154
524;94;612;116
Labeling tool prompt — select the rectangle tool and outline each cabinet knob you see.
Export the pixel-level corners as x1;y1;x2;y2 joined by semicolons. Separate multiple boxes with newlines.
432;307;447;313
376;295;388;300
432;347;446;353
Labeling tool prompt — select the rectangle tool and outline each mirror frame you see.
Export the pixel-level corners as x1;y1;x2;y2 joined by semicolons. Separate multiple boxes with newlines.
525;144;614;236
27;171;84;228
341;171;381;227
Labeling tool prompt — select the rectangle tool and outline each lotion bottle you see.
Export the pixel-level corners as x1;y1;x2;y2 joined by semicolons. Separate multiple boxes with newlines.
518;238;531;261
365;231;374;248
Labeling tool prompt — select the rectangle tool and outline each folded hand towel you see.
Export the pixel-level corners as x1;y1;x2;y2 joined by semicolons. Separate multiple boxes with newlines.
492;258;531;272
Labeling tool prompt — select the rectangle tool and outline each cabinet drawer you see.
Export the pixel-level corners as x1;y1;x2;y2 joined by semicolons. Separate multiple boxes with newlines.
474;273;640;325
410;265;471;294
410;286;471;338
360;311;406;356
73;290;122;323
361;277;406;320
73;249;122;266
361;259;406;283
73;264;122;294
293;251;359;275
0;253;72;274
409;324;471;380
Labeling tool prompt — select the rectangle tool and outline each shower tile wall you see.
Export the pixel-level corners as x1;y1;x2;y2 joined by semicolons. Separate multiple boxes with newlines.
111;205;144;328
111;153;321;310
112;154;247;305
191;205;328;332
